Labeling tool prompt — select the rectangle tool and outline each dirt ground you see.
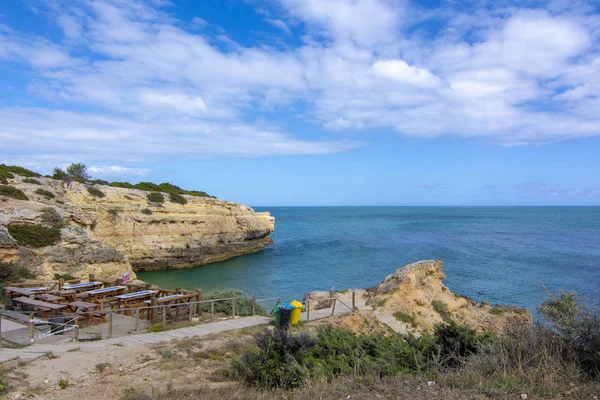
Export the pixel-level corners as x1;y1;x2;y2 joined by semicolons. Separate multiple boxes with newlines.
2;327;263;400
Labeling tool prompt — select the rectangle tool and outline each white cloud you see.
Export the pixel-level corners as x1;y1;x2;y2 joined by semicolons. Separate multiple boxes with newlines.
267;19;291;34
88;165;150;176
372;60;440;87
1;0;600;169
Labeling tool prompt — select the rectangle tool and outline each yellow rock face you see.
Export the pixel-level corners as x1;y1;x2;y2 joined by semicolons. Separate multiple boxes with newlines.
366;259;533;334
0;177;274;279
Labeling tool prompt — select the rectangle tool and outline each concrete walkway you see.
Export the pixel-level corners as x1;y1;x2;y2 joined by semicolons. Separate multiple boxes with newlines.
0;300;365;366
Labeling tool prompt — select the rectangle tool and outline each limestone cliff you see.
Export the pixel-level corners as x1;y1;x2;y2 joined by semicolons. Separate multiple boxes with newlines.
364;259;533;334
0;176;274;279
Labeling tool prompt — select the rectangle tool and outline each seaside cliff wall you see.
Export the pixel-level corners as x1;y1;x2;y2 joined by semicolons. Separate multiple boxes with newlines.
0;176;274;279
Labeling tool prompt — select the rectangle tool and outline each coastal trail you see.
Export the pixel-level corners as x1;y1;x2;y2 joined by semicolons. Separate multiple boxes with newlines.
0;297;368;366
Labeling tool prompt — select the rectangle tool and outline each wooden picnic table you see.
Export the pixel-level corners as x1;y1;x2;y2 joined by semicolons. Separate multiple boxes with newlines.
65;301;105;327
12;296;66;318
4;286;48;301
35;294;64;304
52;290;77;302
62;281;103;292
114;290;158;315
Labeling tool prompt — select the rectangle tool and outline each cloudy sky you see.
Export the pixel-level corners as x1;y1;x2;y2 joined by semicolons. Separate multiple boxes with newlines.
1;0;599;205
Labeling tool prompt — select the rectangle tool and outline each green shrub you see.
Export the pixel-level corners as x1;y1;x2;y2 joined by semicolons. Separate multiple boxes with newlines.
232;328;314;389
0;164;40;178
0;262;36;283
141;208;152;215
0;170;13;184
66;163;90;181
109;181;134;189
7;224;61;248
35;188;55;199
58;379;69;389
22;178;41;185
149;323;166;333
87;186;106;198
0;185;29;200
393;311;417;326
161;349;175;359
40;207;64;228
88;179;109;186
53;273;76;281
147;192;164;203
203;289;264;316
433;321;494;367
432;300;452;321
538;290;600;376
52;167;69;180
169;192;187;205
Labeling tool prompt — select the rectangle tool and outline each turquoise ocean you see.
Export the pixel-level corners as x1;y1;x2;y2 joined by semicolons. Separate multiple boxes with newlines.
138;207;600;312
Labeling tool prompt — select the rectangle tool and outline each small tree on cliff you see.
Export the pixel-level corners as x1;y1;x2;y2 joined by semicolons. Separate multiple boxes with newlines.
66;163;90;181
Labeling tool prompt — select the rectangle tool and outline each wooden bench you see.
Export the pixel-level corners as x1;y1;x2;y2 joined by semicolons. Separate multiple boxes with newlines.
12;296;67;318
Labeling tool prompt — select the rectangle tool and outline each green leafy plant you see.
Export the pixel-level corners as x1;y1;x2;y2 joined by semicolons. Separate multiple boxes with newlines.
0;185;29;200
393;311;417;327
35;188;55;199
0;164;40;178
161;349;175;359
53;273;76;281
40;207;64;228
22;178;41;185
203;289;265;316
87;186;106;198
169;192;188;205
433;321;494;367
147;192;164;203
432;300;452;321
58;379;69;389
7;224;61;248
66;163;90;181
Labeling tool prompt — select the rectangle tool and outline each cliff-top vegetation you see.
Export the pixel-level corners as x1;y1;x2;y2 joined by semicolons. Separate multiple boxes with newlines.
0;163;214;199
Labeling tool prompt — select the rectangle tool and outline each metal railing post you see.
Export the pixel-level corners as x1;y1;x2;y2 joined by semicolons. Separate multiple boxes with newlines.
135;309;140;332
29;313;34;343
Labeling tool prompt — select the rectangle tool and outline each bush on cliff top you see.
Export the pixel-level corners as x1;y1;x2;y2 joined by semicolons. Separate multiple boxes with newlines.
7;224;61;248
35;188;55;199
147;192;164;204
169;192;188;205
0;164;40;178
0;185;29;201
203;289;265;317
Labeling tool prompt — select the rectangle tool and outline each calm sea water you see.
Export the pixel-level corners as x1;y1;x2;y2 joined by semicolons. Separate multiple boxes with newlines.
138;207;600;312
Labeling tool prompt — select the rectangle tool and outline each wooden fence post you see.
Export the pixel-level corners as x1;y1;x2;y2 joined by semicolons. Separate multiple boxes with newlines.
211;301;215;322
331;298;337;317
74;325;79;342
59;279;64;290
150;298;157;323
89;273;95;281
306;301;310;323
232;298;236;318
252;296;256;316
352;290;356;312
162;306;167;329
329;287;335;308
108;311;113;338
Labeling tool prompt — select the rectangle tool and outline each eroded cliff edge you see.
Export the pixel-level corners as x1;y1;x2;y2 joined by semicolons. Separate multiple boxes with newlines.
0;176;274;279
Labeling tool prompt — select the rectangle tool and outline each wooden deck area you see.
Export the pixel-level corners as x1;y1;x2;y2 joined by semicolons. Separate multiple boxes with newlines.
0;300;367;366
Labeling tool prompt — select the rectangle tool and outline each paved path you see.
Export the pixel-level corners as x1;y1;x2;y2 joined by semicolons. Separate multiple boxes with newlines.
0;300;366;366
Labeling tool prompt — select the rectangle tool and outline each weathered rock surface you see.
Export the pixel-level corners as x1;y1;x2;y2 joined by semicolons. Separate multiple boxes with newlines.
365;259;532;334
0;176;274;279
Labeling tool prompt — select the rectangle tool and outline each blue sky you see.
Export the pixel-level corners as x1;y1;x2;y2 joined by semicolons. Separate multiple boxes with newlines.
1;0;599;206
